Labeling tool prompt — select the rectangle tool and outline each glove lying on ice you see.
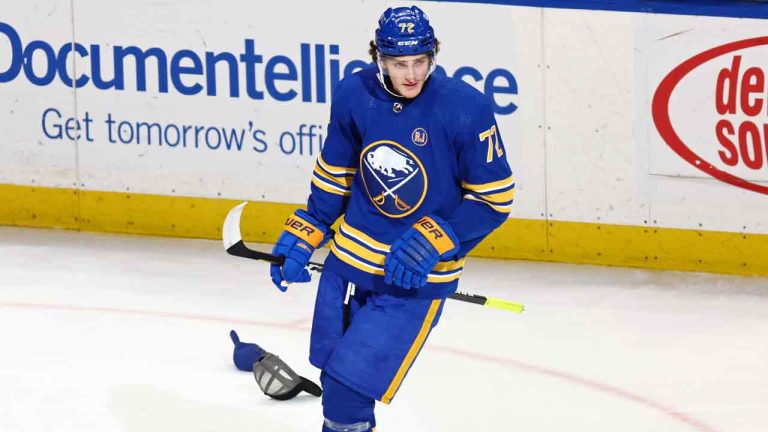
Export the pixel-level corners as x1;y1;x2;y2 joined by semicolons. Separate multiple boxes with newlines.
269;209;331;292
384;215;459;290
230;330;322;400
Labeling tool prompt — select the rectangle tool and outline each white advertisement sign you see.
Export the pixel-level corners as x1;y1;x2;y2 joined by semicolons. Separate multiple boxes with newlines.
2;1;766;235
0;0;543;220
641;14;768;232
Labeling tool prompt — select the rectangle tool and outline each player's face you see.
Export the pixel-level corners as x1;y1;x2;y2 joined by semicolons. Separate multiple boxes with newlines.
381;54;431;98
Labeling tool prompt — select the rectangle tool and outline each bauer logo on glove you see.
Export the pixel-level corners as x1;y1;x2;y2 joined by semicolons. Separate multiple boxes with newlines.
413;216;456;255
270;209;332;292
284;215;325;247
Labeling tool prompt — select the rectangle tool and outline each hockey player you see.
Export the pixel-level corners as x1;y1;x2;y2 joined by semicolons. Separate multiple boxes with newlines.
269;5;514;431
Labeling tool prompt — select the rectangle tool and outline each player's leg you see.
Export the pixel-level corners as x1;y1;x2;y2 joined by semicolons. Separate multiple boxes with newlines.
309;271;347;369
323;294;446;404
321;371;376;432
309;271;369;369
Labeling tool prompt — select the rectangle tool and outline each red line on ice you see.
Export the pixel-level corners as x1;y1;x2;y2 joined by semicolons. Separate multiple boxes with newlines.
2;301;719;432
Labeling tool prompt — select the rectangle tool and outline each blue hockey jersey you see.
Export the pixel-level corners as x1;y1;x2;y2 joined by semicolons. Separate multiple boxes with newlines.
307;63;514;299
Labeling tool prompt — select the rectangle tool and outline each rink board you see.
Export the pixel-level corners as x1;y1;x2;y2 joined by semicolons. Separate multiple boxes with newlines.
2;0;768;276
3;183;768;277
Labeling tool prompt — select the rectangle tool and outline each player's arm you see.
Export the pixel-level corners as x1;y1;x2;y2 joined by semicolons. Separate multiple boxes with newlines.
269;87;361;290
306;94;360;227
444;102;514;258
384;101;513;289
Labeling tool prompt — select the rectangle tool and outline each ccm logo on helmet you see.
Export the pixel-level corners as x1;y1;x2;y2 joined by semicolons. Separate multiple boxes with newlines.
397;40;418;46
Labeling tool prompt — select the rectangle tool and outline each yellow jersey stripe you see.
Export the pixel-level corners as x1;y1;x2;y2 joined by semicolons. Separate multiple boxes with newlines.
312;173;348;191
427;271;463;283
334;231;386;265
466;188;516;204
312;177;351;196
332;240;462;280
464;195;513;213
335;227;465;273
381;299;443;404
462;176;515;193
339;219;391;251
330;242;385;275
318;154;358;175
433;258;465;272
314;164;354;188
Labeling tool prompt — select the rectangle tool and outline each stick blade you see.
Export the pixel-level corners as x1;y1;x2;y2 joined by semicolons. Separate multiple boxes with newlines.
223;202;249;250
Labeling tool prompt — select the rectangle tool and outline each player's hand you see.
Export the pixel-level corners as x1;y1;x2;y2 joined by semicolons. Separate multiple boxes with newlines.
384;215;459;290
269;209;329;291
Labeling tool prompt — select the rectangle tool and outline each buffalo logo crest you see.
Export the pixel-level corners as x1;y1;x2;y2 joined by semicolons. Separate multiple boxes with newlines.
361;141;427;218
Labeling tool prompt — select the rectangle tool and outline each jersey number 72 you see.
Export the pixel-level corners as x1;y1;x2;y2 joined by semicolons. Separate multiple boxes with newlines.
479;125;503;163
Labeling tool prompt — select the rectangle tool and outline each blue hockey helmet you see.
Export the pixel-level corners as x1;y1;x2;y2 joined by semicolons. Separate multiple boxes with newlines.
375;6;436;57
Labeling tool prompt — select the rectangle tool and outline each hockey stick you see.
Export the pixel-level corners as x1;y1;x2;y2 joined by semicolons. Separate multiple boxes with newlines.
223;202;525;314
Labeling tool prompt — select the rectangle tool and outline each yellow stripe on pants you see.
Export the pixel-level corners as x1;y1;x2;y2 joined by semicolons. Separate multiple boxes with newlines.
381;299;442;404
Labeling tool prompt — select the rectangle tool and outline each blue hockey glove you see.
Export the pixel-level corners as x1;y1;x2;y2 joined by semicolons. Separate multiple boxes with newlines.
270;209;330;292
384;215;459;290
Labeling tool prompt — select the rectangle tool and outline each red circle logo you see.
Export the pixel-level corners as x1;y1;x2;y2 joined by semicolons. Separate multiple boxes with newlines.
652;36;768;195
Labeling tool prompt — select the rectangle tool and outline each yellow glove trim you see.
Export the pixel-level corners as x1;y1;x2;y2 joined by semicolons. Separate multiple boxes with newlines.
413;216;456;256
284;214;324;248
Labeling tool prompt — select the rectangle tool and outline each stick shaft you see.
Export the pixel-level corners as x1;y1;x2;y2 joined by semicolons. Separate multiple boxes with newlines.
226;240;523;314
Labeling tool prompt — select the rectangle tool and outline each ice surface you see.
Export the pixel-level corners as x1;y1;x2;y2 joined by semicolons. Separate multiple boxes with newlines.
1;227;766;432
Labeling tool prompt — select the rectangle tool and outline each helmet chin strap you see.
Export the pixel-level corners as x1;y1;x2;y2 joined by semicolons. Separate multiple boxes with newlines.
376;52;437;99
376;60;402;98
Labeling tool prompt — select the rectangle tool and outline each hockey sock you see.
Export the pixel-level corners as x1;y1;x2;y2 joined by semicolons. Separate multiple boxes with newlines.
321;372;375;432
